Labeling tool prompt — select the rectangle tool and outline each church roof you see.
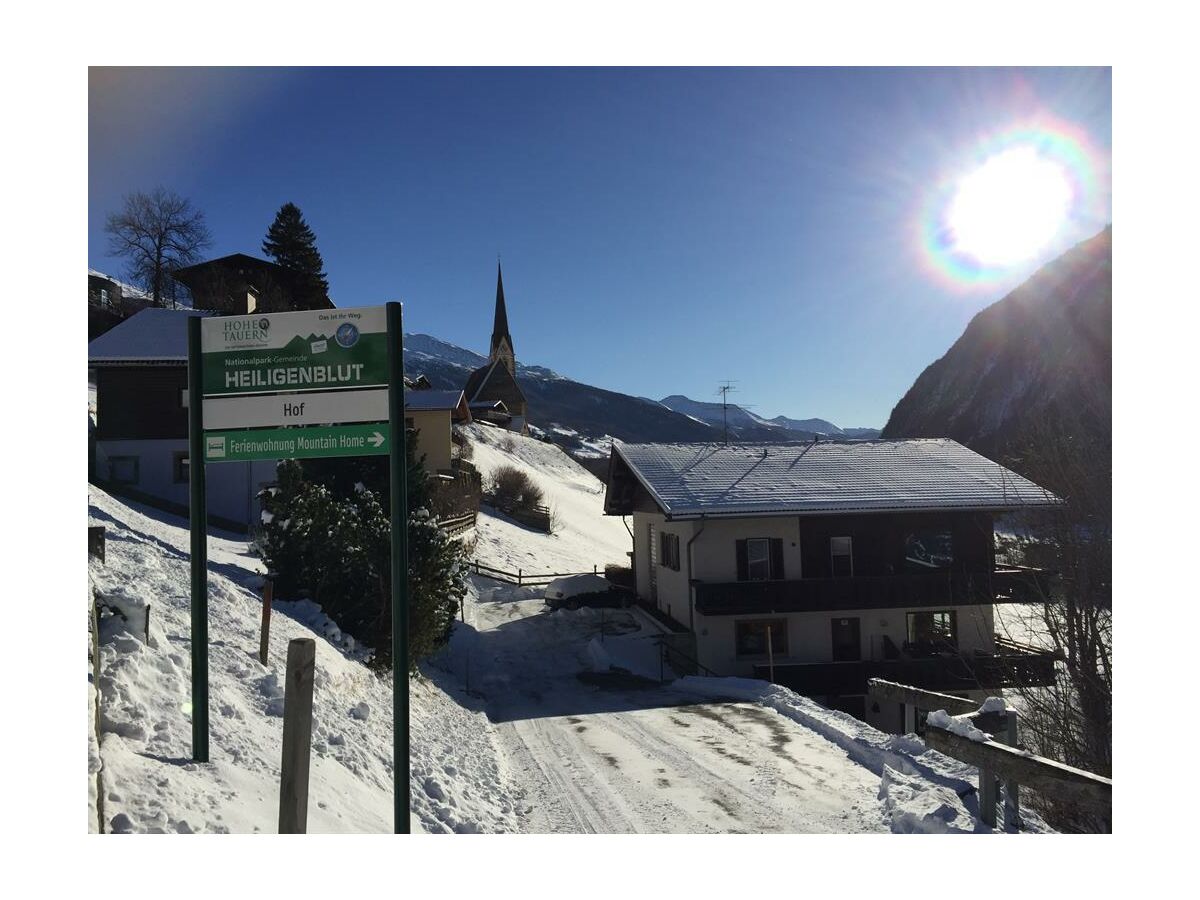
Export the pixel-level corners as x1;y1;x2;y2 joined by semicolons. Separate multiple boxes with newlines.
464;357;527;412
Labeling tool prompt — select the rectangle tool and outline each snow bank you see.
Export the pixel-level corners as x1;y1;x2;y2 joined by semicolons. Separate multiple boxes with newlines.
88;486;519;833
674;676;994;833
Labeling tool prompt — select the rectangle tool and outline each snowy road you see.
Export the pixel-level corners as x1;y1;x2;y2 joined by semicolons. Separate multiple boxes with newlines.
463;586;888;833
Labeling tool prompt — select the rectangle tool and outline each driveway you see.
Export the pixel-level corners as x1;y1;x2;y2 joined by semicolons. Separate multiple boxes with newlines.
465;585;888;833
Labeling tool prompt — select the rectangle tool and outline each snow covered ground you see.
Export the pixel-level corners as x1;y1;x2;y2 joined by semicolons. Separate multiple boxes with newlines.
88;486;519;834
88;425;1039;834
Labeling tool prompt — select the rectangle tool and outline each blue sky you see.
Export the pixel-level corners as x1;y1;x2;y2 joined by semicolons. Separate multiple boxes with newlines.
88;68;1111;427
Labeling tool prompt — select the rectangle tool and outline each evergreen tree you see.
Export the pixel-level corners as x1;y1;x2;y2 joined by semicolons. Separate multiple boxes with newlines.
257;433;465;674
261;202;330;309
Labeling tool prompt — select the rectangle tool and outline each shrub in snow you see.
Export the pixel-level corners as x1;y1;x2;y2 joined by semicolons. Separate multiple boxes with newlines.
487;464;544;512
258;437;467;674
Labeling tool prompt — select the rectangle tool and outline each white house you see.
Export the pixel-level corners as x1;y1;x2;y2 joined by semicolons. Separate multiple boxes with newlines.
603;439;1060;732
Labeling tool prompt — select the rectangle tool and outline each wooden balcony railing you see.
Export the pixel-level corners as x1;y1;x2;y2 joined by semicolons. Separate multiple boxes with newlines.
694;566;1050;615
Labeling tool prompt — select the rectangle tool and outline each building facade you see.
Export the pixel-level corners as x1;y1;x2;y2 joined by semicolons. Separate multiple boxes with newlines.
604;439;1060;733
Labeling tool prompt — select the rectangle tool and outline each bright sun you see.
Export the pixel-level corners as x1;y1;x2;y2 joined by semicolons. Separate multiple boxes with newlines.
946;146;1073;267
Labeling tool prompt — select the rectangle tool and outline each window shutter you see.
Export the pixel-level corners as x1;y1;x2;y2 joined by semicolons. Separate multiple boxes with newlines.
770;538;784;580
736;540;748;581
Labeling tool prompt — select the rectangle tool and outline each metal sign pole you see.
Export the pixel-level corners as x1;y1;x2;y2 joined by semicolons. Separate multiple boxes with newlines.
187;315;209;762
386;301;411;833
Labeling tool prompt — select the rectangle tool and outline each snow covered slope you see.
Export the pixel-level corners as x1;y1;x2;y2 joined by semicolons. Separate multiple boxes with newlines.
88;486;519;834
464;423;632;575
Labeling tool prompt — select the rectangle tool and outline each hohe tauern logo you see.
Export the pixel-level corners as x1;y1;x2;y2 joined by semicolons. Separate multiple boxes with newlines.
335;322;360;348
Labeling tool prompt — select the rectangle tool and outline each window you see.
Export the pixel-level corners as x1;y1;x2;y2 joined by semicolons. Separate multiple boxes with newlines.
659;531;680;571
109;456;139;485
100;288;109;307
904;529;953;571
736;619;788;658
737;538;783;581
173;452;190;484
906;611;957;648
831;536;853;577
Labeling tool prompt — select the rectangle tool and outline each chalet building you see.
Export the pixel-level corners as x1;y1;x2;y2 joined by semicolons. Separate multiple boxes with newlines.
171;253;335;315
603;439;1061;732
89;308;466;530
463;263;528;432
404;389;472;473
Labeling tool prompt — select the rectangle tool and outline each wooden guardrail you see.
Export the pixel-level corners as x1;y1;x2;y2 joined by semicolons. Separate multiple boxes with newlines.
866;678;1112;831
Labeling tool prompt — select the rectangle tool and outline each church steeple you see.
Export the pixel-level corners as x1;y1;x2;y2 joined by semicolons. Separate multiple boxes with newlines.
490;260;515;375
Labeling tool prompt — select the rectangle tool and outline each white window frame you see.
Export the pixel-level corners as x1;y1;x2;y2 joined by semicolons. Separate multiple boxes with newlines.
746;537;771;581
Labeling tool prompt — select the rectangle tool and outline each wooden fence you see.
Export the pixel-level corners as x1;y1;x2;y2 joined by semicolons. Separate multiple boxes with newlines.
437;510;477;537
469;560;603;587
866;678;1112;831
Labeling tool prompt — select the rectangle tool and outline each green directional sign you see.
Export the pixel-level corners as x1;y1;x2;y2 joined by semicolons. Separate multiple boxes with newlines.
200;307;388;397
203;423;390;462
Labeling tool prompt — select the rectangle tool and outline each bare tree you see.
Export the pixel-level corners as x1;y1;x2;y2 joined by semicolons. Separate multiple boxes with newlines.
104;187;212;307
997;401;1112;831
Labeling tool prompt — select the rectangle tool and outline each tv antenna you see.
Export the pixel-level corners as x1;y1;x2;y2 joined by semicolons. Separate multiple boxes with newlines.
716;381;738;445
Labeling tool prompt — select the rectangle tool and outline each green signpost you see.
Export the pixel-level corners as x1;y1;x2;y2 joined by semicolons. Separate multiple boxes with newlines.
188;302;411;833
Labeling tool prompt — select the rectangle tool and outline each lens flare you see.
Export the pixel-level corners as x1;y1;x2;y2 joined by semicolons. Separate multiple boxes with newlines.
920;119;1101;286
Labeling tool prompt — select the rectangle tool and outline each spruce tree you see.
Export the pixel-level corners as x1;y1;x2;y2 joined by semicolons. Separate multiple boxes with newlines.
261;202;330;309
257;433;466;673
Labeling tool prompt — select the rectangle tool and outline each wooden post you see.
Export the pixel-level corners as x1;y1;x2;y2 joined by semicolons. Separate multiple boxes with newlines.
88;526;105;563
903;702;916;734
259;578;274;666
766;625;775;683
1001;709;1021;831
518;568;522;586
979;764;998;828
279;638;316;834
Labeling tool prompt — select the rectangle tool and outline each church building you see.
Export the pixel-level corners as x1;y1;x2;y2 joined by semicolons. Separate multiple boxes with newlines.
463;262;529;432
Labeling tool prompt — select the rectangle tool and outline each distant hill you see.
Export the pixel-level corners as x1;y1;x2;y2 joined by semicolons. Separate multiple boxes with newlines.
402;334;878;458
881;227;1112;496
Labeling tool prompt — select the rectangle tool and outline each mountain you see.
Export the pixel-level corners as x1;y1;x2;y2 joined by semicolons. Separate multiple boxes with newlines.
658;396;881;442
881;227;1112;494
402;335;716;453
767;415;881;440
401;335;877;458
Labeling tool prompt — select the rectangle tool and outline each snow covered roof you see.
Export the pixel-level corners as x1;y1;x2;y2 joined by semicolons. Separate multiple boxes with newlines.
405;389;466;411
87;308;210;365
608;439;1059;518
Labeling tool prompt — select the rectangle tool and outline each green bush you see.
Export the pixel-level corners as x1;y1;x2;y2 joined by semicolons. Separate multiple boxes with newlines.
258;437;466;674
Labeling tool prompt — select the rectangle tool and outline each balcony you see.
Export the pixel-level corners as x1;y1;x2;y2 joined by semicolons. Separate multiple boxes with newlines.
694;566;1050;615
751;636;1058;695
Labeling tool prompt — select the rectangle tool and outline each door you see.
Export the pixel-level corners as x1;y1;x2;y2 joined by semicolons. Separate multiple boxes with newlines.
831;616;861;662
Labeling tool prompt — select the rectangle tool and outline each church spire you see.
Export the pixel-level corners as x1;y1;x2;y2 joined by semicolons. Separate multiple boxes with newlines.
490;260;515;374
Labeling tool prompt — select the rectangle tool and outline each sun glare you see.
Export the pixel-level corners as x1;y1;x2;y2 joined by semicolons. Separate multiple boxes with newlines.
947;146;1072;267
920;120;1100;287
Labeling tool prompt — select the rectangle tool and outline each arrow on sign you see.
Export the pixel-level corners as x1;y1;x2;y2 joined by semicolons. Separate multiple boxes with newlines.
369;431;386;448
